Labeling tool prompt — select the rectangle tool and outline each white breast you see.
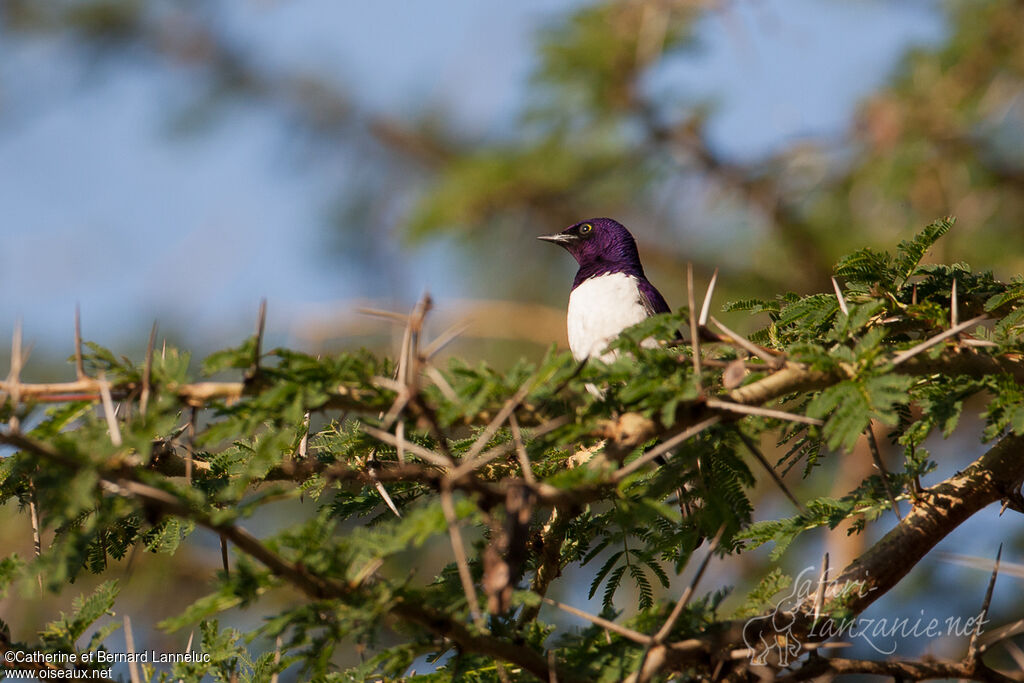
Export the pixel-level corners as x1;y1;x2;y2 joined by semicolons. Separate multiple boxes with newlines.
567;272;651;361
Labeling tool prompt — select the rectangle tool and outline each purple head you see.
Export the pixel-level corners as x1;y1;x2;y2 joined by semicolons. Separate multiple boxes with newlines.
537;218;644;278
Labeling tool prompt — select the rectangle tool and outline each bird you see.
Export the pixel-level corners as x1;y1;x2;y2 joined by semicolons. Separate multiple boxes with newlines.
538;217;670;362
541;218;707;546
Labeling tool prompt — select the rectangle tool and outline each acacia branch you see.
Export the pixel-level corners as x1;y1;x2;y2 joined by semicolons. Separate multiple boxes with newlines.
656;432;1024;680
617;431;1024;680
113;478;573;680
805;432;1024;620
2;430;574;683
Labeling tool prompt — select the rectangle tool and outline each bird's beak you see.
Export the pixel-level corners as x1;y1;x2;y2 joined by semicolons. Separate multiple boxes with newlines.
537;233;577;246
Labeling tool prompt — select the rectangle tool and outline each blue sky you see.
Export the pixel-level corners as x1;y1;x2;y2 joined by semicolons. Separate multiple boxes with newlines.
0;0;945;356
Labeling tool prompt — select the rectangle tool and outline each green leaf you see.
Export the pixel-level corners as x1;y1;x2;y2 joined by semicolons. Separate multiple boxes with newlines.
39;580;119;648
732;568;792;619
833;248;892;286
893;217;954;284
588;550;624;601
807;375;915;451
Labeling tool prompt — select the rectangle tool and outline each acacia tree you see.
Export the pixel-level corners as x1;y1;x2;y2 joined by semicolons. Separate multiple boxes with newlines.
1;222;1023;681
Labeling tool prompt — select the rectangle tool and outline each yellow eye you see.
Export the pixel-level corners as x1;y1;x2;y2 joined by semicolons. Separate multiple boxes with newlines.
579;223;593;235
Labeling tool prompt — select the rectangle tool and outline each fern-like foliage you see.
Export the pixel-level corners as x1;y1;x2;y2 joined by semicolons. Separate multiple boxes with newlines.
3;220;1024;680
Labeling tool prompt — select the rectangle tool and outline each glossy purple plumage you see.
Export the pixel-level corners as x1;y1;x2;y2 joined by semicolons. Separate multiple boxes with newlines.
547;217;670;312
539;218;672;361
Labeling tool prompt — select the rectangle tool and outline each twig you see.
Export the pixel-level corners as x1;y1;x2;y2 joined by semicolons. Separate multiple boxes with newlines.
634;526;725;683
654;525;724;641
454;379;535;476
74;305;86;381
361;424;453;469
708;315;783;368
186;406;197;485
220;536;230;577
550;357;590;398
411;394;456;462
424;366;459;403
705;398;823;426
967;543;1002;663
123;615;141;683
102;477;348;599
734;428;806;514
394;420;406;467
378;385;411;431
107;469;570;681
952;278;959;328
963;338;999;348
542;598;651;645
5;321;29;432
357;307;409;324
140;321;157;416
28;480;42;593
614;416;721;481
439;482;484;628
699;268;719;327
270;635;283;683
891;314;987;365
97;373;122;448
831;277;849;316
396;306;413;388
1003;639;1024;671
509;413;536;485
452;416;569;481
936;555;1024;580
251;298;267;379
367;406;404;518
464;380;533;461
408;294;432;371
688;264;702;393
865;425;902;522
423;321;472;360
297;411;310;459
372;478;402;518
813;552;830;622
517;508;570;627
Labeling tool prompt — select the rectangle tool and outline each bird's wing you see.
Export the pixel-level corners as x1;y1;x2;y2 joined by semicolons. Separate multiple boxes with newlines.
636;278;671;316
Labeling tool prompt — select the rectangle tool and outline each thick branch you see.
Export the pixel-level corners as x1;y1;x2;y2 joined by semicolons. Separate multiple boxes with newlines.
807;432;1024;620
683;433;1024;680
603;432;1024;681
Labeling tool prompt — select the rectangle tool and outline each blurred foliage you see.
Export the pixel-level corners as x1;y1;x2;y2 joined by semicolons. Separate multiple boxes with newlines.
395;0;1024;292
7;0;1024;299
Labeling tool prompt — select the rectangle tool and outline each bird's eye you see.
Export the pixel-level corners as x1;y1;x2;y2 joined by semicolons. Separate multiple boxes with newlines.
579;223;593;235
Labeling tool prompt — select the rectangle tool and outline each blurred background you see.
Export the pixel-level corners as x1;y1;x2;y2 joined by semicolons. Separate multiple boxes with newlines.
3;0;1024;678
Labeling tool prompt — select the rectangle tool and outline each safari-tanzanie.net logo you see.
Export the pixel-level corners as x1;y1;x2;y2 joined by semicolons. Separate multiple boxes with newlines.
741;566;988;665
